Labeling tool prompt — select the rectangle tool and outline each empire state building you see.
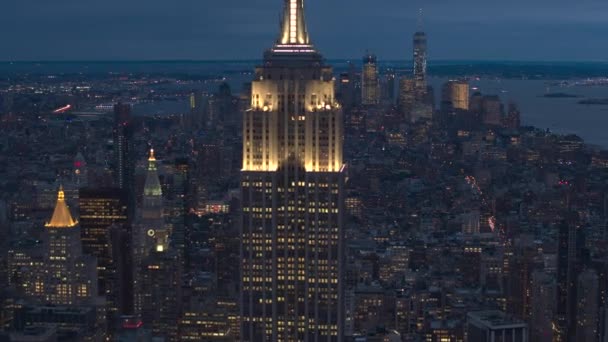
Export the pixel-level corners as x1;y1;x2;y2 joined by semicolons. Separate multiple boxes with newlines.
240;0;345;340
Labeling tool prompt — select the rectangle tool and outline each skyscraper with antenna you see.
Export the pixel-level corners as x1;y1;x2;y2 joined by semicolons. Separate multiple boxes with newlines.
413;8;428;100
240;0;345;340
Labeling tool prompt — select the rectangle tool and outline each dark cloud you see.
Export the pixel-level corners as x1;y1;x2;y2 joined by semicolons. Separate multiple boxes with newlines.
0;0;607;60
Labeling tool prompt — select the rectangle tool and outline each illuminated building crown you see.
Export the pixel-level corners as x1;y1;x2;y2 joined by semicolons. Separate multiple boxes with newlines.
271;0;317;55
46;186;78;228
144;149;162;197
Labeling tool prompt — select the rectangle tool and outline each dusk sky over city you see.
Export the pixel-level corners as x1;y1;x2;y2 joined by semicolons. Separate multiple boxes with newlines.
1;0;608;60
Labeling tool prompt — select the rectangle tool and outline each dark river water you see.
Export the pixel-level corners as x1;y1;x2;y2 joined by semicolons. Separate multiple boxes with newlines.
428;77;608;148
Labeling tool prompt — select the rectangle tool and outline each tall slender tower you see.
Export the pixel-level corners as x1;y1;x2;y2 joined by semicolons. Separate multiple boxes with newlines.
134;149;166;317
413;11;427;101
240;1;345;340
141;149;166;251
361;53;379;105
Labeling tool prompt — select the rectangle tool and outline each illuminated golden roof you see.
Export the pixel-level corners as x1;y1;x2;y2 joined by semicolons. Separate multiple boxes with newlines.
45;186;78;228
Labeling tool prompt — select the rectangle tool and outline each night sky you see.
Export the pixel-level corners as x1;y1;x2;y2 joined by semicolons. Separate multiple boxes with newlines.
1;0;607;61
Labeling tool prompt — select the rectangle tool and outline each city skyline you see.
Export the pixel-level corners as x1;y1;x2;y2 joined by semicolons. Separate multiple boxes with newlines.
3;0;608;341
1;0;608;61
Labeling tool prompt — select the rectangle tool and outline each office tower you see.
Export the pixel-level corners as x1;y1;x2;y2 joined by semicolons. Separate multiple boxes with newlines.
466;311;528;342
441;80;469;111
34;187;98;306
140;247;182;341
190;90;208;130
337;72;355;112
576;268;600;342
362;53;380;105
413;30;427;100
208;83;239;131
383;72;396;104
178;311;233;341
481;95;503;126
169;157;190;250
504;103;521;129
470;92;483;114
133;149;166;318
113;103;135;200
555;214;583;341
240;0;345;340
398;77;415;120
79;188;132;320
462;245;482;288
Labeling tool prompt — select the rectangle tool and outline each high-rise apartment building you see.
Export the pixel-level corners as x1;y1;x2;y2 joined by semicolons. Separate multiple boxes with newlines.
362;53;379;105
240;1;345;340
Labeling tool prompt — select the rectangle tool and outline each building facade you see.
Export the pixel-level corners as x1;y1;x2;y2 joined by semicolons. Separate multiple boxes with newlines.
413;31;427;100
240;1;345;340
362;54;379;105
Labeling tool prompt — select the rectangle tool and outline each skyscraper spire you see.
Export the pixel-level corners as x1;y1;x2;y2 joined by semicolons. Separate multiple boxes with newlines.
46;186;78;228
417;8;424;32
278;0;311;45
144;149;162;197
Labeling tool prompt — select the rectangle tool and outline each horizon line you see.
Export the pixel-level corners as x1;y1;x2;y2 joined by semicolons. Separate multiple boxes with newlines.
1;58;608;64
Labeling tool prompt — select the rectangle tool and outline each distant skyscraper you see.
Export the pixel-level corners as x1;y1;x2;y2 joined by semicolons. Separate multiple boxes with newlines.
134;149;166;317
441;80;469;111
113;103;135;200
481;95;503;126
337;71;355;112
240;0;345;340
140;149;166;252
504;103;521;129
413;30;427;100
383;72;396;104
362;53;380;105
208;83;239;131
555;214;583;341
398;77;416;120
189;91;208;130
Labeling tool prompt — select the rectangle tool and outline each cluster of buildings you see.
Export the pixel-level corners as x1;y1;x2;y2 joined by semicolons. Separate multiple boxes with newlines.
1;1;608;342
